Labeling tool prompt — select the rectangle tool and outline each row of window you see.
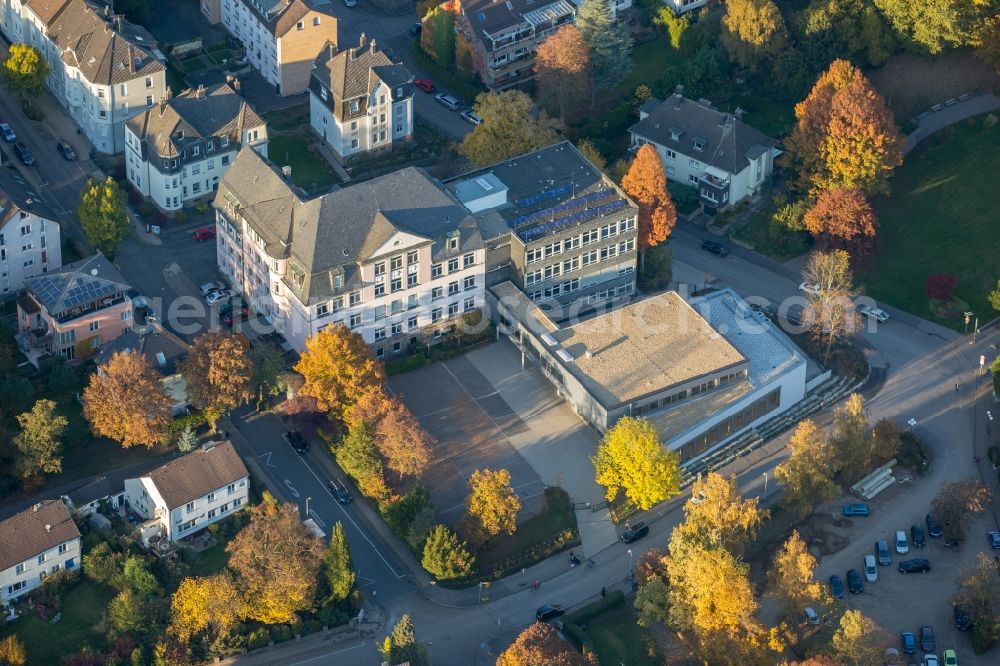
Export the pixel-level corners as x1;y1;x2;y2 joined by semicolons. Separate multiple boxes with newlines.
527;278;580;302
524;217;637;264
322;296;477;336
580;281;634;305
676;389;781;463
524;239;635;286
631;369;747;418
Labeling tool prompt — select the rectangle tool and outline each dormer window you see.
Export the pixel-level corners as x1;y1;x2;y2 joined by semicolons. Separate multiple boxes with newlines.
193;145;200;156
669;128;681;141
221;136;229;148
206;141;214;153
319;86;328;101
693;138;706;152
350;100;359;114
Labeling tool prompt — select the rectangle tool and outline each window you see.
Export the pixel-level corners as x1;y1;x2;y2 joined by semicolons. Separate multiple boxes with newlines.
207;159;214;170
391;276;402;292
393;341;401;352
374;261;386;276
316;302;329;317
582;229;599;245
192;164;201;175
296;20;304;29
37;553;46;564
145;76;153;88
464;297;475;312
432;286;443;300
374;328;386;340
448;302;459;316
526;248;542;264
689;159;700;168
665;149;676;159
349;313;362;328
407;250;418;264
349;291;361;305
448;281;459;295
391;322;402;335
463;275;475;291
221;155;230;166
186;502;195;512
227;483;236;493
89;321;99;332
563;256;579;273
449;237;459;250
146;95;153;107
408;316;418;329
431;308;442;323
375;305;387;320
463;253;474;268
207;509;217;519
407;273;418;288
313;16;320;25
7;581;26;594
58;543;68;555
431;263;442;278
407;294;419;310
688;174;699;185
15;563;25;575
619;238;635;253
447;258;459;273
233;498;242;508
375;283;385;297
563;236;580;252
375;347;384;359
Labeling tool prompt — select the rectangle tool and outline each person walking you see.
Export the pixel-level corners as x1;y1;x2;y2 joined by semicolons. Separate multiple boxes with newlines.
601;586;607;598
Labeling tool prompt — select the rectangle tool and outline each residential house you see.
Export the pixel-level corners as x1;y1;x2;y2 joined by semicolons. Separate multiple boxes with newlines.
566;0;631;16
123;441;249;544
629;87;779;213
445;141;639;317
16;253;135;361
95;327;192;416
455;0;576;90
308;37;414;162
0;0;167;154
63;476;122;517
0;500;81;604
0;167;61;295
662;0;706;15
125;81;268;211
214;148;486;356
214;0;338;96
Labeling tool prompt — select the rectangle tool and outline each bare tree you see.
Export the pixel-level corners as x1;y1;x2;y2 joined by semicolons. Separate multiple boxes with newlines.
801;249;861;361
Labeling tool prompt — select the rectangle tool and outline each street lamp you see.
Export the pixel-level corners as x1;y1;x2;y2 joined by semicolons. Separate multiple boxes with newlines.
627;549;633;580
305;497;311;518
964;312;973;335
762;472;768;498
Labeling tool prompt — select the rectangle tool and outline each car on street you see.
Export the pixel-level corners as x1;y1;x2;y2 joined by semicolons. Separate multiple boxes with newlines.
798;282;821;295
0;123;15;142
901;632;917;654
895;530;909;554
876;539;891;566
942;649;957;666
13;142;34;166
199;281;226;297
342;0;357;5
220;304;249;327
327;478;352;504
860;305;890;322
911;524;926;549
953;604;972;631
193;227;216;241
843;503;870;517
920;626;935;652
435;93;462;111
988;530;1000;549
535;604;565;622
898;558;931;574
286;429;308;454
414;78;436;94
205;289;233;305
864;554;877;582
828;575;844;599
56;141;77;160
460;109;483;125
621;521;649;544
847;569;864;593
926;513;943;538
923;656;939;666
804;607;820;625
701;240;730;256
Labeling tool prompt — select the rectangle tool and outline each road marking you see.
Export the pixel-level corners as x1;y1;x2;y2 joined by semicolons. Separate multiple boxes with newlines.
308;510;325;528
260;451;276;468
283;479;300;498
289;641;366;665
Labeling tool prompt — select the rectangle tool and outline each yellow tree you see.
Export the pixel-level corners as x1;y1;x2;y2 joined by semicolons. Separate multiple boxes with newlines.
768;531;822;616
829;393;870;481
830;610;892;666
620;144;677;269
720;0;788;70
674;472;766;556
169;573;245;643
83;350;173;448
180;331;253;426
535;25;591;126
0;635;27;666
295;324;385;423
459;90;560;166
775;419;840;517
14;399;66;479
466;468;521;537
497;622;593;666
77;178;130;256
592;416;682;510
1;43;51;102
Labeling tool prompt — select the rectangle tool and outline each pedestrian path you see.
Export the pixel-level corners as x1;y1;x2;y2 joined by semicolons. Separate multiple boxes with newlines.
905;92;1000;153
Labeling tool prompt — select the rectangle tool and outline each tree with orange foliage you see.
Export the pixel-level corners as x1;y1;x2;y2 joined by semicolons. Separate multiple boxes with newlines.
295;324;385;423
803;187;877;254
620;144;676;269
83;350;173;447
497;622;594;666
346;388;432;480
535;25;591;125
179;331;253;426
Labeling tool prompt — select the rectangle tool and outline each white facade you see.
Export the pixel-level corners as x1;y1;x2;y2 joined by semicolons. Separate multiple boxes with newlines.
1;536;80;603
309;79;413;160
639;138;774;206
220;0;281;89
124;475;248;542
663;0;706;14
0;211;61;295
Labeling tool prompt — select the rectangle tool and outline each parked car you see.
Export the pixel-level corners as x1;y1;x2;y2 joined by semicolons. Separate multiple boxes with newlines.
342;0;357;6
953;604;972;631
286;429;308;454
460;109;483;125
13;142;34;166
621;521;649;544
701;240;730;257
205;289;233;305
920;626;935;652
942;649;957;666
327;478;352;504
988;530;1000;549
804;607;820;625
535;604;565;622
901;632;917;654
860;305;890;322
193;227;216;241
876;539;892;566
863;554;877;582
220;304;250;327
828;575;844;599
926;513;943;538
847;569;864;594
843;503;870;517
898;558;931;574
0;123;15;142
895;530;910;554
55;141;77;160
911;524;926;549
199;281;226;297
923;656;939;666
414;78;436;94
798;282;821;295
435;93;462;111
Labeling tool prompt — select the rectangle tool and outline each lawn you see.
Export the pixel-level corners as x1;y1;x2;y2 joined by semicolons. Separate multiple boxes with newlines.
267;135;337;194
0;579;113;664
188;543;229;578
265;105;311;132
608;39;685;101
570;598;661;666
862;116;1000;328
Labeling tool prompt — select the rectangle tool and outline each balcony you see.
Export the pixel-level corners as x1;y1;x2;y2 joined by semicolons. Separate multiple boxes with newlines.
698;167;731;207
53;293;130;324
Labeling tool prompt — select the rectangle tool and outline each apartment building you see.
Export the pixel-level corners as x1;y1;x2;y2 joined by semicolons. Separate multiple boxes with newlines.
214;0;338;96
125;81;268;211
0;500;81;603
456;0;575;89
445;141;638;318
0;0;167;154
214;148;486;356
0;167;61;295
16;253;135;361
308;37;414;161
124;441;249;544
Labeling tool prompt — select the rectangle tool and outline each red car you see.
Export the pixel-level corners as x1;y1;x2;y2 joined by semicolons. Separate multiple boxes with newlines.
193;227;216;241
414;78;435;94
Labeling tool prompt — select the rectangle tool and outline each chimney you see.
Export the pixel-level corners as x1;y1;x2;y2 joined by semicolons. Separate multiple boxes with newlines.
370;38;377;54
159;96;166;116
45;524;51;532
584;349;594;359
196;84;205;100
328;42;336;59
359;32;366;49
232;78;240;92
674;84;684;98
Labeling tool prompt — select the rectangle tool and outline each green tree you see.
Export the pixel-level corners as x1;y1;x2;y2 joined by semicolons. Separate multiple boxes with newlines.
78;177;130;256
575;0;633;103
14;399;66;479
829;393;870;481
336;423;390;501
130;648;146;666
2;43;51;103
421;524;475;582
388;614;430;666
107;589;156;640
83;542;126;587
322;522;355;602
873;0;992;53
422;4;455;69
720;0;788;70
121;555;160;598
250;340;286;398
459;90;560;166
592;416;682;510
575;138;606;173
988;279;1000;312
776;419;839;517
953;553;1000;652
176;424;197;453
655;7;691;49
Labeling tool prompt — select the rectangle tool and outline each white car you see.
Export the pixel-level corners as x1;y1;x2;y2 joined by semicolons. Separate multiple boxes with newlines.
895;530;909;554
206;289;233;305
199;281;226;297
460;109;483;125
864;554;877;582
923;656;939;666
860;305;890;322
434;93;462;111
798;282;821;296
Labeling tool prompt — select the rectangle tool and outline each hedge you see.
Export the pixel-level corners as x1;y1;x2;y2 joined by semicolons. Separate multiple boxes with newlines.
560;621;596;656
246;628;270;650
566;590;627;625
270;625;293;643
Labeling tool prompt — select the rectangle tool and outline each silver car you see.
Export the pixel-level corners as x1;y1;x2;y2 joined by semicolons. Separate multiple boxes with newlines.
435;93;462;111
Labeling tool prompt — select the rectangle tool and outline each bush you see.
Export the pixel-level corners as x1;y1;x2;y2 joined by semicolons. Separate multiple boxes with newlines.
21;99;43;121
270;625;293;643
315;600;349;628
301;619;322;636
925;273;957;300
899;432;930;474
246;627;270;650
127;189;144;205
138;203;155;218
560;622;594;654
195;201;211;214
566;591;626;624
165;411;207;434
290;617;303;637
380;486;431;538
174;211;188;224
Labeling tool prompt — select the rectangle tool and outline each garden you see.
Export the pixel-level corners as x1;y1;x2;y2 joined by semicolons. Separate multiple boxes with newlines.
560;591;661;666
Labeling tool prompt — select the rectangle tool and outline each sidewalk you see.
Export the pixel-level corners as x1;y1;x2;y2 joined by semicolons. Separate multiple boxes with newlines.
905;92;1000;153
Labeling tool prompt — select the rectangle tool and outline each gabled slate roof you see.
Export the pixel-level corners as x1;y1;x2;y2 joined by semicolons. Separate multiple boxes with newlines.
309;39;412;123
0;500;80;573
0;167;58;228
95;328;190;376
24;253;132;315
145;441;248;510
238;0;323;38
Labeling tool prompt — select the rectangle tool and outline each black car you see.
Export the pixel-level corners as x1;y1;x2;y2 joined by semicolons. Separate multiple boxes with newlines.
897;558;931;574
621;521;649;544
327;478;352;504
910;524;926;549
701;240;730;257
919;625;935;652
925;513;943;538
828;575;844;599
953;604;972;631
56;141;77;160
13;141;34;166
286;429;308;454
876;539;892;566
535;604;565;622
846;569;864;594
